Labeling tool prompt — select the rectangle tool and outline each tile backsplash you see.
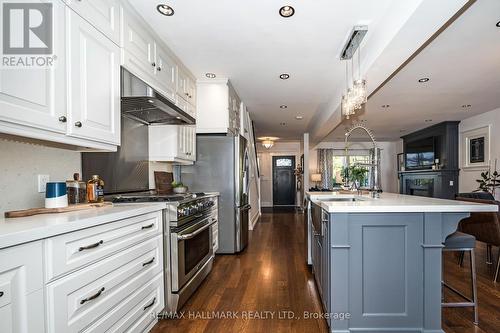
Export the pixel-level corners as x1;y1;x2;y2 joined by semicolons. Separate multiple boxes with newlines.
0;138;81;215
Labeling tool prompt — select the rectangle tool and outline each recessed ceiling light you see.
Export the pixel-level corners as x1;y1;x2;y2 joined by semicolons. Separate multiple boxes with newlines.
279;5;295;18
156;4;174;16
418;77;430;83
381;104;390;108
295;116;303;120
461;104;472;108
280;105;287;109
148;99;154;104
279;73;290;80
280;122;286;126
496;21;500;27
425;119;432;122
205;73;216;78
176;116;181;119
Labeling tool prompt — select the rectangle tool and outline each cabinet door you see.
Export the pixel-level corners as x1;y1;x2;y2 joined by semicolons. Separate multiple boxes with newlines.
176;68;189;101
0;0;66;134
154;44;176;102
68;9;120;145
189;126;196;161
0;241;45;333
121;11;155;81
65;0;120;45
186;77;196;106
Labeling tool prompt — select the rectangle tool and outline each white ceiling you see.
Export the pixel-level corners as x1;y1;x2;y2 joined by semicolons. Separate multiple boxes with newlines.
128;0;426;139
325;0;500;141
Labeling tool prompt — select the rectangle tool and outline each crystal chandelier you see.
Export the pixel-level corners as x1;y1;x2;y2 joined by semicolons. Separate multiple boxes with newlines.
341;36;368;119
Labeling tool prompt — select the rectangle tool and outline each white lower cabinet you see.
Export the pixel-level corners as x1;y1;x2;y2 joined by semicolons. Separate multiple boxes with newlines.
0;241;45;333
46;235;163;333
0;211;165;333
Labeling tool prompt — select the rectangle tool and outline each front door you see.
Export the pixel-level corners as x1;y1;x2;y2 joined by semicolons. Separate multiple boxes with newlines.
272;156;296;206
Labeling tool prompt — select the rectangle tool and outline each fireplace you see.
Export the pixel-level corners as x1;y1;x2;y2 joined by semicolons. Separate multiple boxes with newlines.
405;178;434;197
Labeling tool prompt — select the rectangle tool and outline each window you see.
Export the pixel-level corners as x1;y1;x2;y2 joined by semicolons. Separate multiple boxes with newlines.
275;158;292;167
332;153;371;187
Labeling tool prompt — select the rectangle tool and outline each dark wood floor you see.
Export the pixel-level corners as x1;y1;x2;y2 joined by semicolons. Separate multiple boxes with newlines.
152;209;500;333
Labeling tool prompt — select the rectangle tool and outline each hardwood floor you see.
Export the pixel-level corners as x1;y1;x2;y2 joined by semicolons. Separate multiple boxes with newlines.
152;210;500;333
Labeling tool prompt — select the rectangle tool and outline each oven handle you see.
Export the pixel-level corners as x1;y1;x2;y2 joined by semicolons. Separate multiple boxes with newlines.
177;220;216;240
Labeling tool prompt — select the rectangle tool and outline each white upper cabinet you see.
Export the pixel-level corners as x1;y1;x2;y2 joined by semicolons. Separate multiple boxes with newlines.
154;43;177;102
0;0;66;134
67;9;120;145
149;125;196;164
121;9;155;80
196;79;241;135
65;0;120;45
177;67;196;106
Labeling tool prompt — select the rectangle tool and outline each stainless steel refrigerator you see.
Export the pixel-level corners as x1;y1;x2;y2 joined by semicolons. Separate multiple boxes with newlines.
181;134;250;253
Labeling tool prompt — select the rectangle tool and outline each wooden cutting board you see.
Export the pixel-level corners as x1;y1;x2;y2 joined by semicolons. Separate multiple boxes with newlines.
4;202;113;218
154;171;173;194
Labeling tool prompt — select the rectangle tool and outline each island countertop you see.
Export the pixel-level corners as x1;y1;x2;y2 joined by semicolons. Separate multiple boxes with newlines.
306;191;498;213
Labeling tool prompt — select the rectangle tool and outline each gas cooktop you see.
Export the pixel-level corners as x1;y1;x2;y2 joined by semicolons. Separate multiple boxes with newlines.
111;191;208;203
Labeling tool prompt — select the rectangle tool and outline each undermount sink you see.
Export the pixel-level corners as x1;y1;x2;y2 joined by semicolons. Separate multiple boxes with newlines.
321;197;363;202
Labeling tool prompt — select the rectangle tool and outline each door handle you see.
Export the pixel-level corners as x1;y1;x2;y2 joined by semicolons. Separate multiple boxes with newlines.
177;221;214;240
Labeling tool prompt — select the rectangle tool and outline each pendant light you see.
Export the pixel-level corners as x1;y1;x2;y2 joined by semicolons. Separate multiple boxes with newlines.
262;140;274;149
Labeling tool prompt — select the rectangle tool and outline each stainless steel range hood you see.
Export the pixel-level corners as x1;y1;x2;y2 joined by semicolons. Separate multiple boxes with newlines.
121;68;195;125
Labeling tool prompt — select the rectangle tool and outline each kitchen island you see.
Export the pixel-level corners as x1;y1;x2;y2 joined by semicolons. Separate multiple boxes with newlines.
305;192;497;333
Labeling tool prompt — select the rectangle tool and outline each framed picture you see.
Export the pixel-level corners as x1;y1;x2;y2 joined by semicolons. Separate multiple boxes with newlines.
461;125;490;169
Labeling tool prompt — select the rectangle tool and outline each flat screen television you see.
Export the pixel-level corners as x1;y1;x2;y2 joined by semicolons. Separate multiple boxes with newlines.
405;137;435;170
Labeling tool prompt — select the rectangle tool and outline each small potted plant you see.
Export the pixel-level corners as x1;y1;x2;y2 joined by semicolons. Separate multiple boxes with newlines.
171;181;188;194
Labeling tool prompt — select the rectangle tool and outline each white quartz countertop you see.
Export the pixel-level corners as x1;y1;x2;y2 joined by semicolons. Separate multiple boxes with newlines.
306;192;499;213
0;203;167;249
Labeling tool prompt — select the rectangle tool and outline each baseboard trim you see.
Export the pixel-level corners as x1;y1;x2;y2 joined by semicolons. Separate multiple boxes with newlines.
250;212;261;230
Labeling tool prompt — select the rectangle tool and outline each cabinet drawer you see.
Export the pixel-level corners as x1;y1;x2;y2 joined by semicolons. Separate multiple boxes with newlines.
46;235;163;333
82;272;163;333
45;211;162;281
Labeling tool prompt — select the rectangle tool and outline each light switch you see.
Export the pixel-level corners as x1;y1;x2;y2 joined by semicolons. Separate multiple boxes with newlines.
449;180;454;186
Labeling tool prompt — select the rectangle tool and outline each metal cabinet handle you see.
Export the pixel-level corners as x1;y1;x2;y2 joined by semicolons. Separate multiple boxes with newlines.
157;67;162;71
177;221;214;240
0;291;3;297
79;240;103;251
74;121;82;128
80;287;105;305
143;297;156;310
142;257;155;267
141;223;154;230
58;116;67;123
185;92;189;96
151;62;156;67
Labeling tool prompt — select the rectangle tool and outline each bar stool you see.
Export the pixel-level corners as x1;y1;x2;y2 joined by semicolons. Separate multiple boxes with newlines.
442;231;478;325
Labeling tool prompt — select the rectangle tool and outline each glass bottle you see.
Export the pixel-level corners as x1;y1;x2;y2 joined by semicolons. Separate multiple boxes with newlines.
87;175;105;203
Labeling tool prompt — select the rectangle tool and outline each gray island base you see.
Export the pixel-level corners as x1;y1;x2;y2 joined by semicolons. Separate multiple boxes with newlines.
306;192;498;333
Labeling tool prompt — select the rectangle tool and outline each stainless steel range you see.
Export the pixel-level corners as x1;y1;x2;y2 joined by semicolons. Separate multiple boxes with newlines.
112;191;218;311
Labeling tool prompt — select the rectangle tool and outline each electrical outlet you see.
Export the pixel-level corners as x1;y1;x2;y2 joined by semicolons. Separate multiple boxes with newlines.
38;174;50;193
449;180;454;186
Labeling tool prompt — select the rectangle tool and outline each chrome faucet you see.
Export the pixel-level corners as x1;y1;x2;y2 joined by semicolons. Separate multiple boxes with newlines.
344;123;382;198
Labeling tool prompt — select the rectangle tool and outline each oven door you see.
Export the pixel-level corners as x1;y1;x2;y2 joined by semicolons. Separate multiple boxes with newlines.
171;216;215;292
